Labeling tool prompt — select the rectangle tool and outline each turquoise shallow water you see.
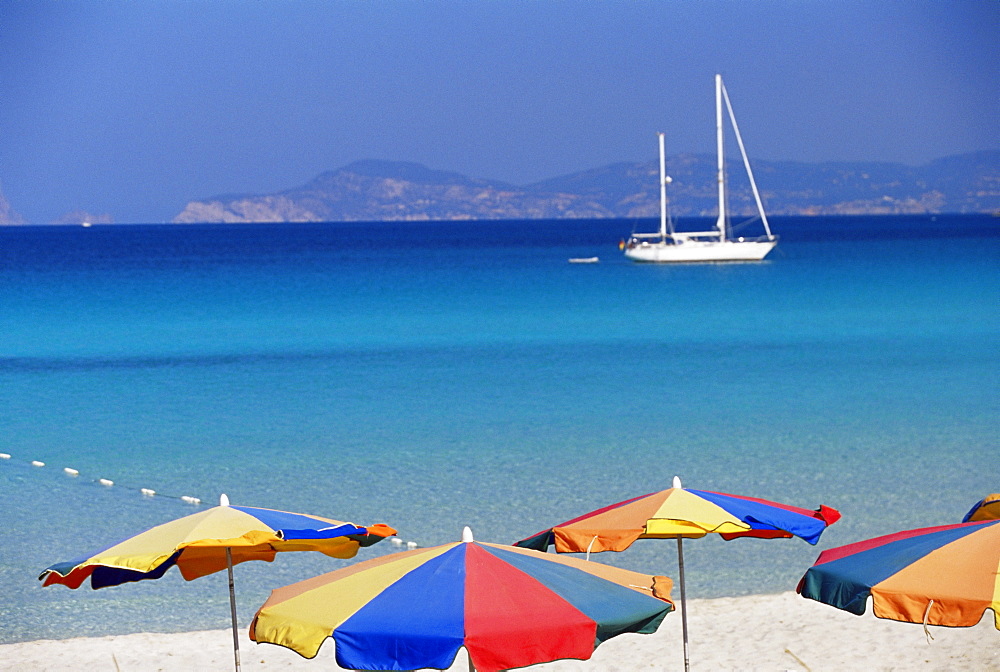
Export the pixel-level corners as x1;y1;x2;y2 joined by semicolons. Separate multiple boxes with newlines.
0;216;997;643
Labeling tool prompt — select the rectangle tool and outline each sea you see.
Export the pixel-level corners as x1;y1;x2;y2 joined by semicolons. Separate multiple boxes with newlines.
0;214;997;644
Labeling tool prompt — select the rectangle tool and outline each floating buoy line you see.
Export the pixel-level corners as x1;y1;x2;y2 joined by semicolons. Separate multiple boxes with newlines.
1;451;203;505
1;451;420;550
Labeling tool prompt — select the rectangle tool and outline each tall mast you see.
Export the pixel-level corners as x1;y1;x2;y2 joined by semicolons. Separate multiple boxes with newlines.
715;74;726;240
720;80;775;240
658;132;667;240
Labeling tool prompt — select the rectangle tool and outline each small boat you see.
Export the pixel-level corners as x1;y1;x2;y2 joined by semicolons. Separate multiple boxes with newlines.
568;257;600;264
624;74;777;263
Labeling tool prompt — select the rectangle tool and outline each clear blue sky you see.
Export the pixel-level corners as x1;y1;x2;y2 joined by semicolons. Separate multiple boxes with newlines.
2;0;997;223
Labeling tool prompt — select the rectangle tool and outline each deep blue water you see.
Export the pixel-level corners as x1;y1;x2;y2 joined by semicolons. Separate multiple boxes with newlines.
1;215;997;643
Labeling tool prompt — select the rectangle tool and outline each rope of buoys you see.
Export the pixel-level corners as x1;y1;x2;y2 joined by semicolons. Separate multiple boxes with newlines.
389;537;419;550
0;451;202;505
1;451;420;550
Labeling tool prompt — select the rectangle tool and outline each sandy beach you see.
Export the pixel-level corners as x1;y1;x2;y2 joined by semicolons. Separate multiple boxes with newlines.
2;592;995;671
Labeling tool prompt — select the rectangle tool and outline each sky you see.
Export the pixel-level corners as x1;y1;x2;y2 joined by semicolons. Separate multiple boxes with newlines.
1;0;998;224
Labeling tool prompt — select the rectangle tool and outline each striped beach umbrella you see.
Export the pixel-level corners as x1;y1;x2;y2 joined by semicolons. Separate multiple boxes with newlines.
797;519;1000;633
250;527;674;672
963;493;1000;522
513;476;840;671
40;495;395;671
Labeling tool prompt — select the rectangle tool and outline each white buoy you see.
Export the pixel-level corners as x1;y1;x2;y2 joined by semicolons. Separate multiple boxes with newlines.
390;537;403;546
673;475;683;489
98;478;113;486
406;541;418;549
31;460;45;467
461;526;474;543
0;453;10;459
219;493;230;506
141;488;156;496
63;468;80;476
181;495;200;504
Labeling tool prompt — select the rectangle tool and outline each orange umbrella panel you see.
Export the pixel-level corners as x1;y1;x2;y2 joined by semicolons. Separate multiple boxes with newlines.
517;487;840;552
250;532;673;672
798;519;1000;630
39;504;396;589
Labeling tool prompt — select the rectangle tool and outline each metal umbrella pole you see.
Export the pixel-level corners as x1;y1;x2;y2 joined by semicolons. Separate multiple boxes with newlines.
676;537;690;672
226;547;241;671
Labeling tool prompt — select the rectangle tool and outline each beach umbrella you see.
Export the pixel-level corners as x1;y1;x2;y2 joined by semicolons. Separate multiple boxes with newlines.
249;526;674;672
963;493;1000;522
797;518;1000;637
513;476;840;672
40;494;395;671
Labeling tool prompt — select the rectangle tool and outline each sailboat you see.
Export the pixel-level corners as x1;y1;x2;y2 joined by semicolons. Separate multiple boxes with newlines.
624;74;777;263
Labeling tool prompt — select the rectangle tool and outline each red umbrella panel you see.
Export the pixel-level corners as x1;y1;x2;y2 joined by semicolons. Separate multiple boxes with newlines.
250;528;674;672
40;501;395;589
798;519;1000;631
515;484;840;553
40;496;395;672
513;478;840;672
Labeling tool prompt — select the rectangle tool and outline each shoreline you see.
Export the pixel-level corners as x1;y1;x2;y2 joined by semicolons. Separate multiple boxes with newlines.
2;592;995;671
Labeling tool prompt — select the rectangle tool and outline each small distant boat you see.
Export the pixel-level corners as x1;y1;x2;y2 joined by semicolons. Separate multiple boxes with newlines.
568;257;599;264
624;74;777;263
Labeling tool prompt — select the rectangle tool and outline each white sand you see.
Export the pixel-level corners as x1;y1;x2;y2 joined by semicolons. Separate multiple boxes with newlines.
1;593;996;671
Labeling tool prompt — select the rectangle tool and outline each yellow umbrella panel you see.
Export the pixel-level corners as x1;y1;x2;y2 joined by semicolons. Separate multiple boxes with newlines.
964;494;1000;522
41;500;394;588
40;496;395;671
514;478;840;672
250;527;673;672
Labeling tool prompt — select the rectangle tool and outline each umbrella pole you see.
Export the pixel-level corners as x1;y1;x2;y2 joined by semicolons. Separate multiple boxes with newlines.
676;537;690;672
226;547;241;672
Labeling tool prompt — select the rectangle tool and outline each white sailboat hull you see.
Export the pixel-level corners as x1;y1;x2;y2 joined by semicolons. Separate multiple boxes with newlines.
626;75;778;265
624;238;777;263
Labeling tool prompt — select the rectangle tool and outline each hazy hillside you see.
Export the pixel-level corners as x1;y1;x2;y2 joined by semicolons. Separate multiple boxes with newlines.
0;185;25;225
168;150;995;223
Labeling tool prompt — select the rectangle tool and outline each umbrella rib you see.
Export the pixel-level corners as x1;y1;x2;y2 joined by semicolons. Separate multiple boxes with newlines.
922;600;936;644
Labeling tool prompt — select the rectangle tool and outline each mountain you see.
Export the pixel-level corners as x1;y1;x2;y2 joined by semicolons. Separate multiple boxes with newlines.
171;150;997;223
533;151;1000;217
173;160;614;223
0;184;26;225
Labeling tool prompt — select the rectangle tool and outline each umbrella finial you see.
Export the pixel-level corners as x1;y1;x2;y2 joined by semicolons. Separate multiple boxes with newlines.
672;476;683;489
220;493;230;507
462;526;474;543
